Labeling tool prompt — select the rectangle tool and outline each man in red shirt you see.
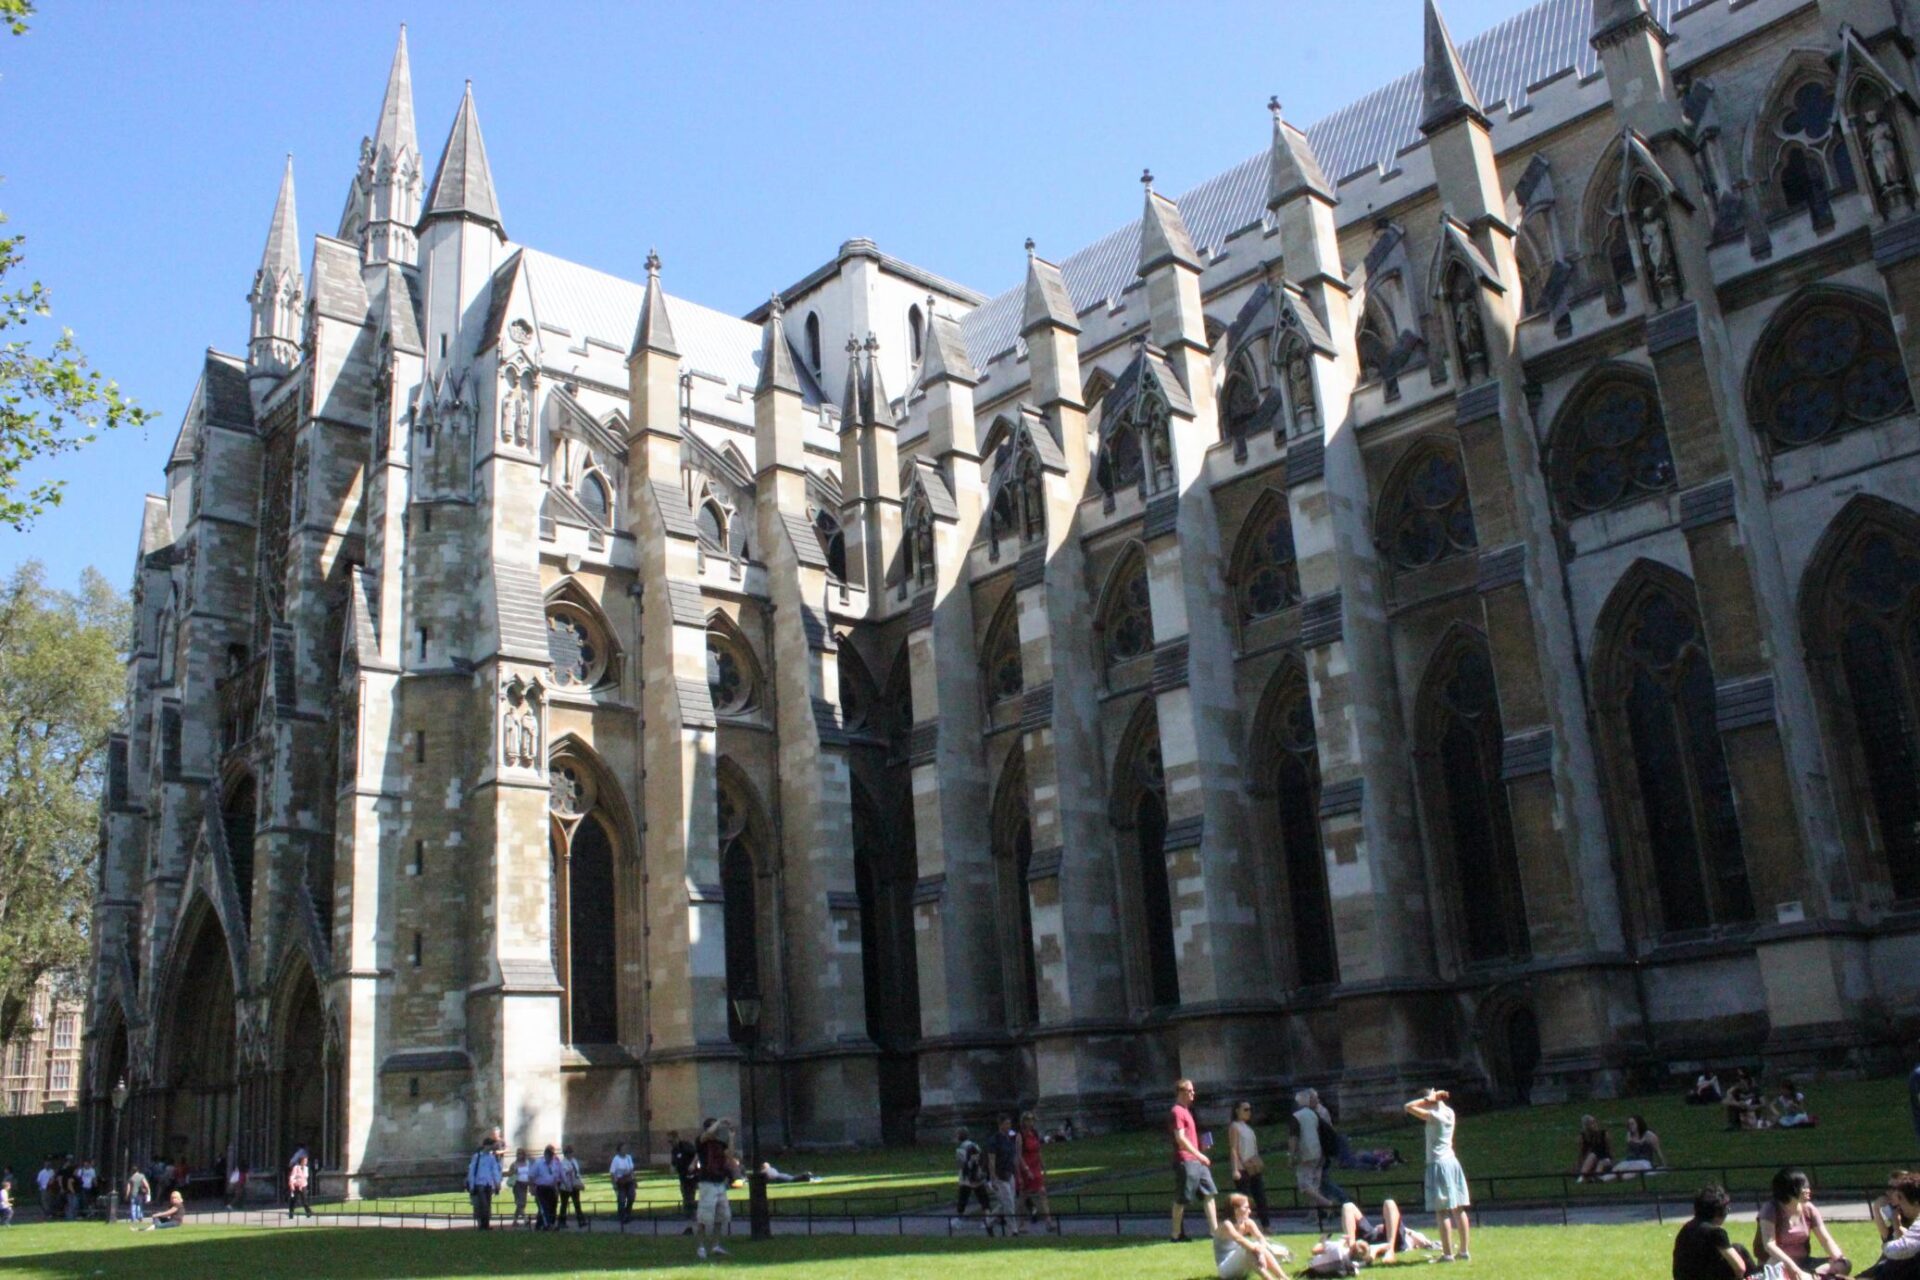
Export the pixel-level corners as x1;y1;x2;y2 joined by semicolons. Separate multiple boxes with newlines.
1169;1077;1218;1243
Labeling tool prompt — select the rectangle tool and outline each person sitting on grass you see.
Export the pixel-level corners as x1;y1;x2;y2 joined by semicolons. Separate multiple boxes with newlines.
1866;1170;1920;1280
1756;1169;1850;1280
1771;1081;1817;1129
1211;1192;1290;1279
1613;1115;1668;1178
1725;1070;1767;1131
142;1190;185;1231
1688;1072;1726;1106
1576;1114;1616;1182
1306;1198;1440;1273
1674;1185;1758;1280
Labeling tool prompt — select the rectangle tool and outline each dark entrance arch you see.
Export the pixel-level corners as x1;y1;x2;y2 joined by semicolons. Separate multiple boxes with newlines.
159;908;237;1173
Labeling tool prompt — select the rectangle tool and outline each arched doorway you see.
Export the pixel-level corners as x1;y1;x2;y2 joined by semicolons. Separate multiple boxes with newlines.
276;964;326;1168
159;907;237;1175
1112;703;1178;1012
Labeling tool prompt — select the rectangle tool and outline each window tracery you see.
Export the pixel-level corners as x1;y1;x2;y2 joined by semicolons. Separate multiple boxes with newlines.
1750;295;1912;451
1222;362;1260;459
1232;495;1301;623
1381;443;1477;570
1759;76;1855;225
1099;553;1153;669
578;470;611;529
546;601;608;690
1548;374;1675;518
706;631;756;716
982;599;1023;705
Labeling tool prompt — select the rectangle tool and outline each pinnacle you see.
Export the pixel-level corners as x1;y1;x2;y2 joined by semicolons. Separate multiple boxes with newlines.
1419;0;1485;135
422;82;504;236
258;155;301;281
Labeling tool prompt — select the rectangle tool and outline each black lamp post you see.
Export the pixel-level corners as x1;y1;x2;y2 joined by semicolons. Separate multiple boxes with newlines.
731;994;769;1240
110;1078;129;1224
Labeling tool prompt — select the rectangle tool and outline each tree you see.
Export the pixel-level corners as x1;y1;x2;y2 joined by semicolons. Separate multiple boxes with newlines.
0;562;127;1042
1;0;156;530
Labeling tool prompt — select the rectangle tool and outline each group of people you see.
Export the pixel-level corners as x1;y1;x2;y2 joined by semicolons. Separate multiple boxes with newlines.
1674;1168;1920;1280
1573;1112;1670;1181
951;1112;1053;1235
13;1156;100;1221
1687;1070;1819;1132
1166;1078;1474;1277
466;1132;596;1232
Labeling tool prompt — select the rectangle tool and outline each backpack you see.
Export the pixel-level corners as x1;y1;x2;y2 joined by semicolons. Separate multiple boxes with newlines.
958;1141;984;1185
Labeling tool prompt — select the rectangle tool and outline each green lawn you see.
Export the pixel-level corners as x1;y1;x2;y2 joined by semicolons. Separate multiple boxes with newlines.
310;1075;1916;1217
0;1219;1892;1280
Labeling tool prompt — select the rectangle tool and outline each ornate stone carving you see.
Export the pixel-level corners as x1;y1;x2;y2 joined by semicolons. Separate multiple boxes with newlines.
1634;200;1683;309
500;673;545;770
1447;272;1488;383
1861;106;1914;214
501;364;534;448
1283;347;1316;435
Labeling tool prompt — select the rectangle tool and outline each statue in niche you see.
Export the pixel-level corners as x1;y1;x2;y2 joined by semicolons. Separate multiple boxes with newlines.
1635;201;1682;308
1144;407;1173;493
1019;454;1044;541
1864;109;1913;211
1284;349;1316;434
1449;277;1488;382
913;512;935;586
501;676;542;769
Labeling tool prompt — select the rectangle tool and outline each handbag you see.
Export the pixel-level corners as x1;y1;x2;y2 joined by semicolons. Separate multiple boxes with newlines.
1244;1155;1266;1177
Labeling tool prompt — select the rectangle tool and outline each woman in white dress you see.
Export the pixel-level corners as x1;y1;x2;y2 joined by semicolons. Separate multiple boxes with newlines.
1404;1088;1471;1262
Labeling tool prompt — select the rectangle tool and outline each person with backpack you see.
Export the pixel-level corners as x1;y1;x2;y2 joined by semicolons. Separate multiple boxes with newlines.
951;1128;991;1228
465;1136;503;1230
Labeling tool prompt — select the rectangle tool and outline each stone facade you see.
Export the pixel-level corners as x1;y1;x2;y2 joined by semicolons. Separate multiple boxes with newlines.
80;0;1920;1190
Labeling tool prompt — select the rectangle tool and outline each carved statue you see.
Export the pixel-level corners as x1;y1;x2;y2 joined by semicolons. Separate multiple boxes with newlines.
1864;109;1912;210
1284;350;1317;432
1450;281;1487;380
513;378;533;448
1145;409;1174;492
1635;203;1682;307
1019;456;1045;540
914;515;935;585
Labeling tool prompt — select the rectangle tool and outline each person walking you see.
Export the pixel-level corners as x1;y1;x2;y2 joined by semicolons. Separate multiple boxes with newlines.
1017;1112;1055;1233
987;1114;1020;1237
609;1142;636;1226
1290;1090;1336;1226
1170;1078;1219;1245
35;1160;55;1223
77;1160;96;1217
1228;1101;1269;1229
466;1136;503;1230
286;1153;313;1218
225;1161;247;1210
510;1148;532;1228
1405;1087;1471;1263
670;1130;700;1233
530;1145;562;1231
125;1166;150;1225
951;1128;991;1229
559;1143;586;1229
693;1118;734;1260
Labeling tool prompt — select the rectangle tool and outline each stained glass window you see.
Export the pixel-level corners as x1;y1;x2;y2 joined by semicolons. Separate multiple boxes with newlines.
721;838;759;1045
1104;425;1143;492
1613;585;1753;932
1236;499;1301;622
1385;445;1478;569
1425;642;1529;964
707;635;752;714
1270;676;1337;985
697;500;727;552
579;471;611;528
983;604;1023;704
566;816;618;1045
1833;530;1920;899
547;609;600;688
1223;370;1259;447
1102;558;1153;667
1550;378;1675;517
1754;298;1911;450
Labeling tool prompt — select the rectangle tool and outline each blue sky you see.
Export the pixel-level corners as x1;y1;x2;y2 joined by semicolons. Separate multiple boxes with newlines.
0;0;1523;592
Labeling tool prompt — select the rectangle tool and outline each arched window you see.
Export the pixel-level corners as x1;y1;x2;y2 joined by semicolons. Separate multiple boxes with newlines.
719;822;759;1046
908;304;925;363
1597;570;1753;935
1097;549;1153;670
804;311;823;376
546;598;610;689
578;470;611;528
1231;493;1301;623
1546;372;1676;518
991;751;1039;1029
221;775;257;929
1806;505;1920;901
1356;302;1392;384
1758;75;1855;223
814;509;846;580
697;498;728;553
1222;361;1260;456
1258;668;1338;986
981;596;1023;704
1380;441;1477;570
706;622;759;716
1749;292;1912;452
564;815;617;1044
1114;708;1178;1010
1417;635;1529;965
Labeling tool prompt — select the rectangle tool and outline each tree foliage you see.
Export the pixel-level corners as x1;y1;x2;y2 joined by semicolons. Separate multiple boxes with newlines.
0;562;127;1042
1;0;156;530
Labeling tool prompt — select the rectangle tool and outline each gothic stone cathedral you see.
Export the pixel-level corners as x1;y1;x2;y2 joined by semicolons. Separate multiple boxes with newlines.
80;0;1920;1190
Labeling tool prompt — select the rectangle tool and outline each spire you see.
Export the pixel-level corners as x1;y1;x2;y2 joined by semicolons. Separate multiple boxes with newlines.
1267;97;1333;209
631;249;679;359
863;334;894;429
422;82;504;237
1021;244;1080;336
1418;0;1486;135
374;26;418;163
1138;177;1202;277
755;292;800;397
919;299;977;388
258;155;301;281
840;335;864;429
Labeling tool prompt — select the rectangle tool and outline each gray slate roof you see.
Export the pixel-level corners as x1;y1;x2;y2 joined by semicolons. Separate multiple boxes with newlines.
311;236;372;323
959;0;1689;370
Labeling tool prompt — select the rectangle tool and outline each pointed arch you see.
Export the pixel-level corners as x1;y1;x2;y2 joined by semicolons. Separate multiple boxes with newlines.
1378;436;1477;570
1108;697;1178;1010
1799;496;1920;902
269;949;328;1165
1839;36;1919;219
1746;285;1913;452
1748;48;1857;225
1248;659;1338;986
1543;363;1676;519
717;757;777;1045
1093;541;1153;673
578;468;613;529
1578;139;1637;310
989;747;1039;1029
220;770;257;931
544;577;622;691
1413;623;1530;966
1229;489;1301;625
981;591;1024;705
548;735;637;1047
837;637;879;734
1221;353;1261;457
1591;560;1752;937
706;611;764;717
154;895;238;1171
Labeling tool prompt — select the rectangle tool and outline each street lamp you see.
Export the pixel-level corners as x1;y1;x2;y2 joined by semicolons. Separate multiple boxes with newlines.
110;1079;129;1224
730;994;769;1240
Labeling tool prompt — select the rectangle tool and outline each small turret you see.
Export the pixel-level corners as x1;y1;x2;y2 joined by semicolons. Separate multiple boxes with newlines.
247;155;303;398
421;82;504;241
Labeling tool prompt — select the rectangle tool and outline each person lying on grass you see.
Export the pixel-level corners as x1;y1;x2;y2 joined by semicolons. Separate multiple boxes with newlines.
1211;1192;1291;1279
1304;1198;1440;1274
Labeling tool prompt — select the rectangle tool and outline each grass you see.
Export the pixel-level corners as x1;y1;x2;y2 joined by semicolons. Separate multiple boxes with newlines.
0;1219;1893;1280
303;1075;1916;1218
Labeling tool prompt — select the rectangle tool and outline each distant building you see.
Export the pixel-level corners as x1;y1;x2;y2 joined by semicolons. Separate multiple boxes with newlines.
2;975;82;1115
80;0;1920;1195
